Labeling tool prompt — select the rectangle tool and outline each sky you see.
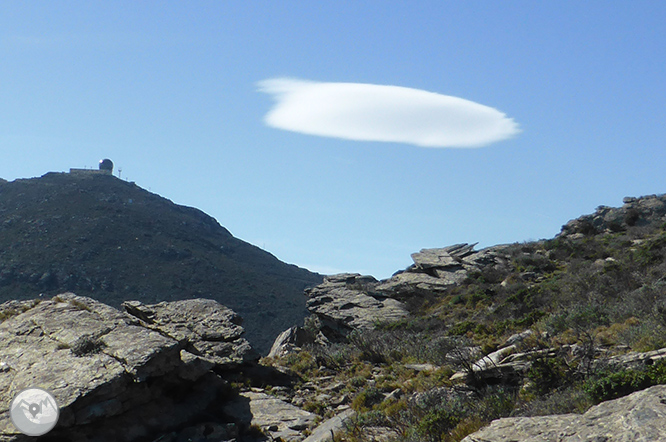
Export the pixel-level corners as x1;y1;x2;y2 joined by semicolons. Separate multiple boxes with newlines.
1;2;665;279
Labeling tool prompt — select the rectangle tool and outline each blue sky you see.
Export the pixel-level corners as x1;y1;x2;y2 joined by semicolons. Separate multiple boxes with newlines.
1;2;665;279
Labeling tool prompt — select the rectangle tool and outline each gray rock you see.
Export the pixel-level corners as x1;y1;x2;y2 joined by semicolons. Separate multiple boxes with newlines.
268;325;315;358
224;391;317;442
0;293;257;441
376;244;508;297
411;248;461;269
503;329;535;347
123;298;260;366
461;385;666;442
375;272;455;295
305;274;408;341
302;409;355;442
601;347;666;370
404;363;440;372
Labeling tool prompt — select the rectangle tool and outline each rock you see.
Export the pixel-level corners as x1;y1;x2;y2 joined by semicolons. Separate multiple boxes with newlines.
122;298;260;367
302;409;355;442
375;272;455;295
305;274;409;341
598;347;666;370
503;329;535;347
461;384;666;442
384;388;403;401
411;248;463;269
224;391;317;442
376;244;508;297
268;325;315;358
450;344;572;386
0;293;258;441
560;193;666;236
404;363;440;372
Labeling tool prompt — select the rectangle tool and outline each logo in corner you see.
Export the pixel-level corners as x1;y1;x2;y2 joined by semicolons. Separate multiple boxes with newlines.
9;387;60;436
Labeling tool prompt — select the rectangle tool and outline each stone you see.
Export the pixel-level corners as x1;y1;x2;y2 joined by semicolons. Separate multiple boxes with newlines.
122;298;260;367
503;329;535;347
302;409;355;442
602;347;666;369
461;384;666;442
404;363;440;372
305;274;409;341
411;248;461;269
375;272;455;295
0;293;258;441
224;391;317;442
268;325;315;358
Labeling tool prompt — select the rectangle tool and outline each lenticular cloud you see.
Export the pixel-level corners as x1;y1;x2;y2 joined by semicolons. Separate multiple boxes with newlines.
257;78;520;148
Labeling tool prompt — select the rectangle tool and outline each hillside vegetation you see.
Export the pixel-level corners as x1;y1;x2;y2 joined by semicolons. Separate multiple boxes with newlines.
264;193;666;441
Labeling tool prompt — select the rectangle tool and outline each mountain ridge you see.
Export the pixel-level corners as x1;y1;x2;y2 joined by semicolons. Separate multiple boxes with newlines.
0;171;323;353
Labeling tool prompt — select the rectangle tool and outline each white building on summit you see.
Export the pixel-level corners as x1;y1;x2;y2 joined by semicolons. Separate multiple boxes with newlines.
69;159;114;176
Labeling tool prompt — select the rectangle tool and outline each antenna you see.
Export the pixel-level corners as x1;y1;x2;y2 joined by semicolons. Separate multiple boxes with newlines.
118;168;122;179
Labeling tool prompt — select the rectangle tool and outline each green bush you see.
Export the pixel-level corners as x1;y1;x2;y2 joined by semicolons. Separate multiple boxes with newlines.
526;357;569;396
584;360;666;402
351;387;384;412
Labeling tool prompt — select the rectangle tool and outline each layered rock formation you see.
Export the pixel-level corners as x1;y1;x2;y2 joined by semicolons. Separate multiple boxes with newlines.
0;293;260;441
304;273;409;343
375;243;509;296
292;245;507;346
462;384;666;442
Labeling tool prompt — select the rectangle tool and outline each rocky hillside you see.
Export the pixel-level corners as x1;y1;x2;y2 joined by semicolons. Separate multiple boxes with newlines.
3;192;666;441
0;172;322;353
260;192;666;441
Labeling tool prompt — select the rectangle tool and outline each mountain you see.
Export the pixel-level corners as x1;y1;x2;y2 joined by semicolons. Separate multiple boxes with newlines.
0;171;322;353
3;188;666;441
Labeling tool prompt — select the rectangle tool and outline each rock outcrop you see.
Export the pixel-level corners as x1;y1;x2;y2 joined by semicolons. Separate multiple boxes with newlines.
302;409;355;442
561;193;666;237
267;326;315;359
375;244;508;296
461;384;666;442
290;245;507;347
224;391;317;442
0;293;260;441
305;274;409;342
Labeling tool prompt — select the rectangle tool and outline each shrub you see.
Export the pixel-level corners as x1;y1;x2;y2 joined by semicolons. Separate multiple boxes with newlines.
584;360;666;403
525;357;569;396
415;408;461;441
625;208;640;226
351;387;384;412
70;335;106;357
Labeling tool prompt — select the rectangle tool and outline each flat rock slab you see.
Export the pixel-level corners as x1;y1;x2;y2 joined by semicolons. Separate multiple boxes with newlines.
302;409;355;442
461;384;666;442
225;391;317;442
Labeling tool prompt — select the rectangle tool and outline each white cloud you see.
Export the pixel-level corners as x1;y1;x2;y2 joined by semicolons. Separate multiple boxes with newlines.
257;78;520;148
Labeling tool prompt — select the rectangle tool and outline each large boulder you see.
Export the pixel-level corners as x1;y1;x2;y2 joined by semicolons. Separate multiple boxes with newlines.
0;293;259;441
461;384;666;442
305;274;409;342
267;326;315;359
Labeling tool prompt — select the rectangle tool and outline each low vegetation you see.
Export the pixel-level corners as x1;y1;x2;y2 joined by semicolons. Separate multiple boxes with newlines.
266;198;666;441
